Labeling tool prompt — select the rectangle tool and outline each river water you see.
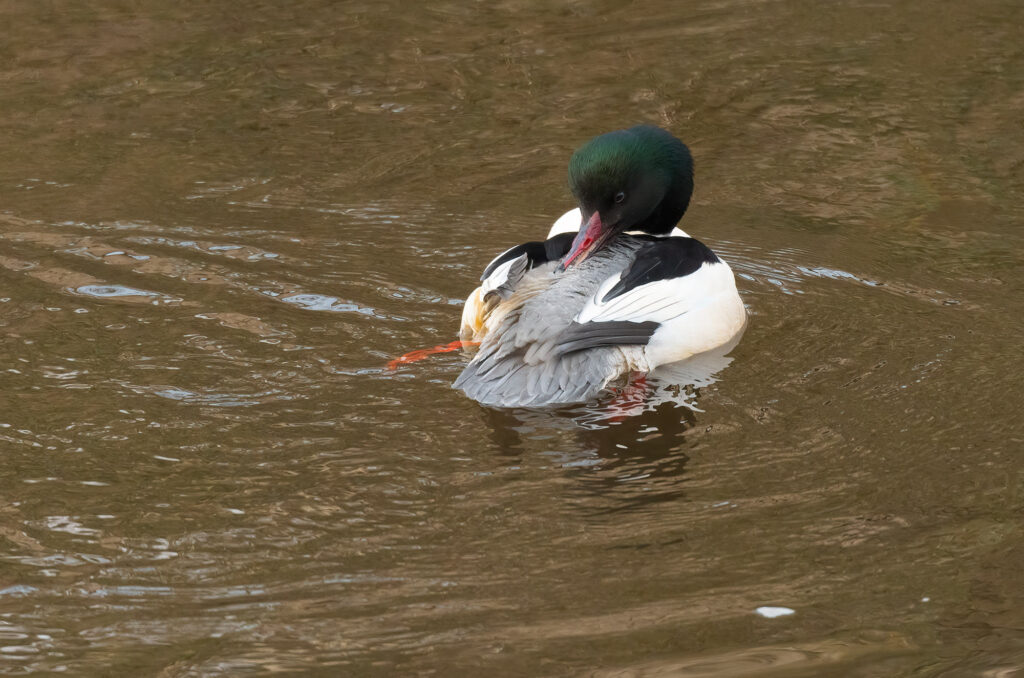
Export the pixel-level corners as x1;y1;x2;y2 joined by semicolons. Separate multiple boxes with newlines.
1;1;1023;675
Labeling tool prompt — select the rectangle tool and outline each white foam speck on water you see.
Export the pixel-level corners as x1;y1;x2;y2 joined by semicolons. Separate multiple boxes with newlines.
755;606;795;618
76;284;158;298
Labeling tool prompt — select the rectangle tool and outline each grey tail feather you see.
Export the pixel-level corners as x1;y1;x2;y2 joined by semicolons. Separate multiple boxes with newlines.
455;347;623;407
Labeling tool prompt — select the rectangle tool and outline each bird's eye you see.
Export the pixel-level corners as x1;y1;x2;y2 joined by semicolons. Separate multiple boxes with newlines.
614;191;626;204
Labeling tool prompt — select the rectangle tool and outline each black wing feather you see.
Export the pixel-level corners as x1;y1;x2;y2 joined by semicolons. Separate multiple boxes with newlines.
554;320;659;357
481;232;575;281
602;236;719;302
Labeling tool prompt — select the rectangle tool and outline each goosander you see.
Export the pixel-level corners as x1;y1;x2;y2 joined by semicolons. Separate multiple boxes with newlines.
455;125;746;407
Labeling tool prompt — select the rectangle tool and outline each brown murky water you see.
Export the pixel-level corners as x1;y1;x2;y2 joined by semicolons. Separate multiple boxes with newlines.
2;1;1023;675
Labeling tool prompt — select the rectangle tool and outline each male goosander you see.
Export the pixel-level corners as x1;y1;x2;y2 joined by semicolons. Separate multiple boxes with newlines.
455;125;746;407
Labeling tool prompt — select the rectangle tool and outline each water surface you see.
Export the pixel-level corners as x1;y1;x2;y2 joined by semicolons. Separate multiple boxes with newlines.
2;1;1023;675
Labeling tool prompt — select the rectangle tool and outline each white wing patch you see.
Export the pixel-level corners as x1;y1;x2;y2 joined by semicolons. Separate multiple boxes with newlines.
480;256;518;296
573;260;747;368
576;261;734;326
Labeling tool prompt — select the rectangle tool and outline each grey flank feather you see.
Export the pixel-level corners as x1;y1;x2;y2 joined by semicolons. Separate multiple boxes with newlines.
455;238;649;407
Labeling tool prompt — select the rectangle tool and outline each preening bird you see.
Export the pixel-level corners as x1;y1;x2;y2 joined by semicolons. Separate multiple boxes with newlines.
455;125;746;407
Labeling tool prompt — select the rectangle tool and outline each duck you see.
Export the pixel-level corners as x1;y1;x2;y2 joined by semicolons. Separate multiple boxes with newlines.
454;125;746;407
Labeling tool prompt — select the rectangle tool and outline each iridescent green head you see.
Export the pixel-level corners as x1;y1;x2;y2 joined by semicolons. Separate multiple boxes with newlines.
561;125;694;268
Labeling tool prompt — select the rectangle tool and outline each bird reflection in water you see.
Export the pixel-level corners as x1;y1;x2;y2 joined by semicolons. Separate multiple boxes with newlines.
477;338;741;511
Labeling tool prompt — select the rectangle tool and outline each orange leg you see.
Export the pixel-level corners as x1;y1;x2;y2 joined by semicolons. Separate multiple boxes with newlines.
387;340;479;371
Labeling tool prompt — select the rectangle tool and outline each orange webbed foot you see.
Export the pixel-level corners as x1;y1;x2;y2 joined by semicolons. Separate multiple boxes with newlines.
387;340;479;371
